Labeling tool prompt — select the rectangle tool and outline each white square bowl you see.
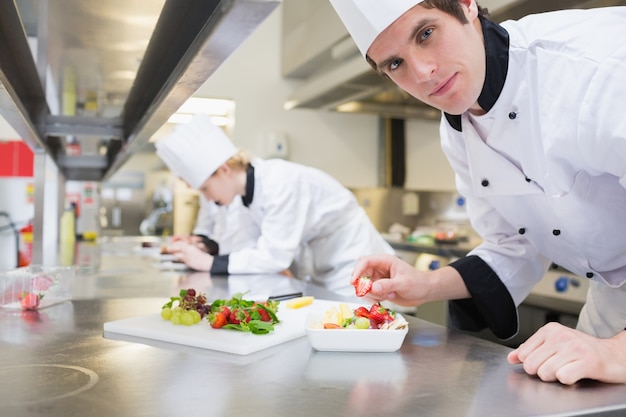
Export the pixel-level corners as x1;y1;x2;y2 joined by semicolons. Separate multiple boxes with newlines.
305;311;409;353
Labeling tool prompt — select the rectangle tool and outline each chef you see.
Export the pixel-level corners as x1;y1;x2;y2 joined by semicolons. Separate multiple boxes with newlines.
330;0;626;384
155;114;395;297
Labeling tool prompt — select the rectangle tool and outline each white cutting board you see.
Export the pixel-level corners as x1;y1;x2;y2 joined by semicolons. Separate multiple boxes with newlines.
103;299;340;355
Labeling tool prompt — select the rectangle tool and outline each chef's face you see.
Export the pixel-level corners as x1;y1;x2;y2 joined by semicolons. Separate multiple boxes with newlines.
366;0;486;115
198;165;237;206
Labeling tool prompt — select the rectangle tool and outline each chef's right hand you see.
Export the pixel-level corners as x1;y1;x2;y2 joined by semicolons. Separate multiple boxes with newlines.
350;254;470;307
350;254;424;306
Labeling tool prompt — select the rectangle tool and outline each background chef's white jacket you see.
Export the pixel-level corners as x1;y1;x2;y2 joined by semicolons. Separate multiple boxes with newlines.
193;196;259;255
214;159;395;297
440;8;626;338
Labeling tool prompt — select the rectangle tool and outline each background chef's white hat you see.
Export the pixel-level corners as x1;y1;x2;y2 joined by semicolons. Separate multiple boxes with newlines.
329;0;424;56
155;113;237;189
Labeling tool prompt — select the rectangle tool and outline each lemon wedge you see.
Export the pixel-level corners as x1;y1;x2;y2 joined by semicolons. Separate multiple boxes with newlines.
285;296;315;309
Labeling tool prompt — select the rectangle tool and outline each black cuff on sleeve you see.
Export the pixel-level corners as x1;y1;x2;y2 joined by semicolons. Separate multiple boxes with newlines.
447;255;518;340
194;234;219;256
210;254;229;275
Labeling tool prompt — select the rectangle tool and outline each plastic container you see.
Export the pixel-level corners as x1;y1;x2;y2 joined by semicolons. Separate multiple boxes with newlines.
0;265;76;310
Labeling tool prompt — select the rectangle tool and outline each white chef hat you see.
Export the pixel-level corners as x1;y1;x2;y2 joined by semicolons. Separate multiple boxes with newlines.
329;0;424;57
155;113;237;189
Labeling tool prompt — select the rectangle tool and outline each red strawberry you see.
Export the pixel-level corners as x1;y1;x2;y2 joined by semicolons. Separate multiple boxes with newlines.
219;305;231;318
20;293;41;310
369;303;392;327
208;311;227;328
229;308;251;325
255;305;272;322
354;306;370;318
353;276;372;297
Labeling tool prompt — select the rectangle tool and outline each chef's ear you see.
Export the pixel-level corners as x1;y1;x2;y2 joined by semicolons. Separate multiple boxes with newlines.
460;0;478;20
214;162;231;176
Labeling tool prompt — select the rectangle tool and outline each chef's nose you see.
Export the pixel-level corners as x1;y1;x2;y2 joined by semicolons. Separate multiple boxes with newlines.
406;53;435;82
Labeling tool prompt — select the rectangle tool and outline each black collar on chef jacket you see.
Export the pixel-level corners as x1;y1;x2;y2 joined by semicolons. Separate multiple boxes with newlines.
241;163;255;207
444;15;509;132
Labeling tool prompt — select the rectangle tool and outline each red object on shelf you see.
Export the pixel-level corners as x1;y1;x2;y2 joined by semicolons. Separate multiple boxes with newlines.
0;141;34;177
19;223;33;267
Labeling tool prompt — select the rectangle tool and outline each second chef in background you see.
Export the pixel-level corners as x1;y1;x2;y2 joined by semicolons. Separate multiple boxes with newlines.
156;114;395;297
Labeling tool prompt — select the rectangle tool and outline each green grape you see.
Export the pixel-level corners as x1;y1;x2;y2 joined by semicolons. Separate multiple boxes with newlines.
171;310;182;325
161;307;173;321
180;311;194;326
189;310;202;324
355;317;371;329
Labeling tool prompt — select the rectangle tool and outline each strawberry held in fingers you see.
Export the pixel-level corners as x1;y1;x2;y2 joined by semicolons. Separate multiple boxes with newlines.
354;276;372;297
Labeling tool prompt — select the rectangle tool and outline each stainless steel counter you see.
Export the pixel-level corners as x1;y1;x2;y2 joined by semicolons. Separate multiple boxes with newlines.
1;238;625;417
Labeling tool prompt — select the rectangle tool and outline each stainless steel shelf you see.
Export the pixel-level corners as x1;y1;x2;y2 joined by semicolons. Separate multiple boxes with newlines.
0;0;279;182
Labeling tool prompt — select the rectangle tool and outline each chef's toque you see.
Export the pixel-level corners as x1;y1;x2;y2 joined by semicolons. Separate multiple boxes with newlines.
329;0;424;57
155;114;237;189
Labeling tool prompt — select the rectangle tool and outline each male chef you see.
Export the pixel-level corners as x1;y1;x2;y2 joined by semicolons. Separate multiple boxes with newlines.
330;0;626;384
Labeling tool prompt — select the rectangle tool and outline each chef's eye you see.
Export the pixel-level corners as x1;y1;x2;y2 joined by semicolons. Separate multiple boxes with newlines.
389;58;402;71
419;27;433;42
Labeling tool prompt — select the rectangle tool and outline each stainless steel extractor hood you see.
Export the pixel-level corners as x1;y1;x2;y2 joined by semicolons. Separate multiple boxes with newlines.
284;0;625;120
0;0;279;182
284;52;441;120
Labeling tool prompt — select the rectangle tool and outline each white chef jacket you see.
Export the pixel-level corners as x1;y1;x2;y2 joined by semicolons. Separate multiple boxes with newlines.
193;196;259;255
441;9;626;339
210;159;395;297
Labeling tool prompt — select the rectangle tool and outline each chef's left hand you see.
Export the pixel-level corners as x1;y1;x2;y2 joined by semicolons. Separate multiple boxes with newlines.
507;322;626;385
170;241;214;272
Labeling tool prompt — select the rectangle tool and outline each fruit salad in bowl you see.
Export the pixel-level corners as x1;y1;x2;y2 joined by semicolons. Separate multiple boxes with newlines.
306;302;409;352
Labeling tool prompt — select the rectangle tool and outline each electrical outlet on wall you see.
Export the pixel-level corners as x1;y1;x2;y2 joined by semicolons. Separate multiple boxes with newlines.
264;132;289;159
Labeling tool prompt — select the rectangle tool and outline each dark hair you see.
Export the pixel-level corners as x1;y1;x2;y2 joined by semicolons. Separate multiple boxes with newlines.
420;0;489;23
365;1;489;71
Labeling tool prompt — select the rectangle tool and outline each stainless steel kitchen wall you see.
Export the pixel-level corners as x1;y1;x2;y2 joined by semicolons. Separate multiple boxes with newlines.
350;187;471;235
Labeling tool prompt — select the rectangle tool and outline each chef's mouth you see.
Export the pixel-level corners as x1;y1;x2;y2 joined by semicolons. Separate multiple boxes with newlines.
430;73;457;97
